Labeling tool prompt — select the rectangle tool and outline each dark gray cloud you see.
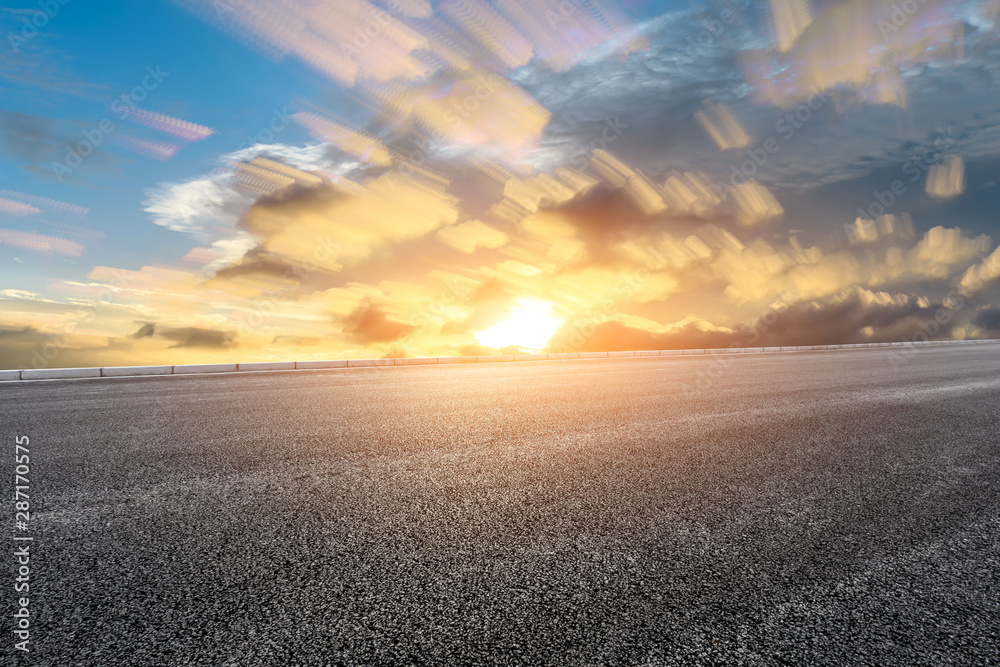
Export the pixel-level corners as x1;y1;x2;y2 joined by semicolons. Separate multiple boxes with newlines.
547;293;963;353
211;245;335;287
972;307;1000;332
160;327;237;349
342;299;416;345
0;325;129;370
516;2;1000;209
129;322;156;339
0;111;125;182
745;296;948;347
546;319;734;353
0;111;62;163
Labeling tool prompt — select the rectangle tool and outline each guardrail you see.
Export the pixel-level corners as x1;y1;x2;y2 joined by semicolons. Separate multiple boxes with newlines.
1;339;997;382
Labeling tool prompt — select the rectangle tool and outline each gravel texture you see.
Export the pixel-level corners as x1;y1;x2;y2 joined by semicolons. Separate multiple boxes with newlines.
2;345;1000;665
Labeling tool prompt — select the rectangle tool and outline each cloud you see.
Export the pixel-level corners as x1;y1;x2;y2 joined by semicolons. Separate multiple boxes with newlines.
435;220;508;253
10;150;998;370
231;169;460;285
0;112;60;163
181;233;261;272
926;156;966;198
548;288;959;353
224;142;349;173
0;8;108;102
899;226;989;280
270;335;320;346
143;143;351;238
0;228;84;256
173;0;641;87
440;278;511;335
959;243;1000;293
8;1;1000;371
743;289;946;347
972;306;1000;331
211;246;310;284
0;190;90;217
130;323;156;339
546;319;734;353
342;298;416;344
143;171;251;237
0;325;130;371
695;101;750;150
160;327;238;349
0;111;124;181
517;2;1000;201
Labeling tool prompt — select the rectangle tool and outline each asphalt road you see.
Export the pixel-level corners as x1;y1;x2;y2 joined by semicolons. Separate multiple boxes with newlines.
3;345;1000;666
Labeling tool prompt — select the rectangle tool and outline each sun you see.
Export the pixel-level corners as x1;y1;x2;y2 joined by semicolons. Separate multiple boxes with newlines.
475;298;562;351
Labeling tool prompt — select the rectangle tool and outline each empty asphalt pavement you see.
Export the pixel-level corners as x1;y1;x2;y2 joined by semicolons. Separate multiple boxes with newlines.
3;345;1000;665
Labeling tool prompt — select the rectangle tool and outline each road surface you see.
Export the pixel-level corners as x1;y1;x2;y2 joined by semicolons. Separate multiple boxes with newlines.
3;345;1000;665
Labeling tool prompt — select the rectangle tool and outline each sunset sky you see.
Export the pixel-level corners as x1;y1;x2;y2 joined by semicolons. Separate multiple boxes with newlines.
3;0;1000;369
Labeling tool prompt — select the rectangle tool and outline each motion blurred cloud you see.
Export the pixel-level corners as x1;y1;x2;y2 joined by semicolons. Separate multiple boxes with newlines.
695;101;751;151
436;220;508;253
5;0;1000;371
0;228;84;256
925;156;966;199
342;298;417;344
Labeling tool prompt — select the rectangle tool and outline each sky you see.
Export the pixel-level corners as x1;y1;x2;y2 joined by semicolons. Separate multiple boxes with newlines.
2;0;1000;370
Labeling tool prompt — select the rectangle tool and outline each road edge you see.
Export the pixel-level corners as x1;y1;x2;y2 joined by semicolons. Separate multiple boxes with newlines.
2;339;998;382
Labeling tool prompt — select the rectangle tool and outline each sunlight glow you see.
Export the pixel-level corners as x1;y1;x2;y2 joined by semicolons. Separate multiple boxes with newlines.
475;298;562;351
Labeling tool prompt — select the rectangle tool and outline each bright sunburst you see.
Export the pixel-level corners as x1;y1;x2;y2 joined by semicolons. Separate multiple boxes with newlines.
475;298;562;351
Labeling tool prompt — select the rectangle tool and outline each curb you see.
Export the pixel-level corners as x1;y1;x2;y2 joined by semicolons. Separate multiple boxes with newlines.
3;339;998;382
